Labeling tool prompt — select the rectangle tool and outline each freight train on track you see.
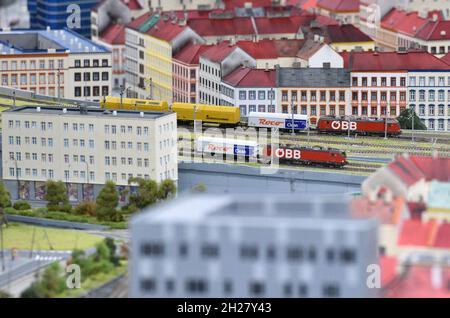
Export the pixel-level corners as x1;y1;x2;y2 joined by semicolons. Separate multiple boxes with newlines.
101;97;402;137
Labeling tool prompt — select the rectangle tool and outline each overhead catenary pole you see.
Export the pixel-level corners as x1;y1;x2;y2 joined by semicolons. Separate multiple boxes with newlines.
384;106;389;139
411;107;415;143
119;85;125;109
291;99;295;136
149;77;153;100
57;68;61;105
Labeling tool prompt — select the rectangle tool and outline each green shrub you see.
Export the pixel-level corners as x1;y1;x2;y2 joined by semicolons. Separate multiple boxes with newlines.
120;204;138;215
74;201;96;216
13;200;32;211
4;207;18;214
0;183;11;208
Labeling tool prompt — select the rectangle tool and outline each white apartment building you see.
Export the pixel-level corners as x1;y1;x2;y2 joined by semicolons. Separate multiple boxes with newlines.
408;72;450;131
221;68;277;117
198;43;256;106
0;28;112;102
2;106;177;202
130;194;379;298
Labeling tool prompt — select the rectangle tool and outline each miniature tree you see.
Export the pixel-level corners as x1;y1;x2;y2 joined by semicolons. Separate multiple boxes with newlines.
158;179;177;200
44;180;71;212
96;181;121;221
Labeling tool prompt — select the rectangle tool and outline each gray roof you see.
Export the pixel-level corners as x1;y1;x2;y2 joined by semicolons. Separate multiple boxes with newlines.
277;67;350;87
5;106;172;120
130;194;378;229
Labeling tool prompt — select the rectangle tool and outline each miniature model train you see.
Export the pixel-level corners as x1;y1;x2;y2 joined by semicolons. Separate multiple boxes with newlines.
196;137;348;168
101;97;402;136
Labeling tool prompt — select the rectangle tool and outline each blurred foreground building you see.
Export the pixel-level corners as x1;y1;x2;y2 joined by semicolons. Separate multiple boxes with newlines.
130;194;379;298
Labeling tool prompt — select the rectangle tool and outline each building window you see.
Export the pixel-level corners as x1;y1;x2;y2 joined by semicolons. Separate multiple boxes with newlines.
240;246;258;260
141;243;164;257
258;91;265;100
323;283;340;298
140;279;156;292
249;282;265;296
185;279;208;294
201;244;219;258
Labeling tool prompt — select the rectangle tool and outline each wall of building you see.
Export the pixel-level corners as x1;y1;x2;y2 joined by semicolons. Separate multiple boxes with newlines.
178;162;365;195
408;71;450;131
2;108;178;203
220;83;277;116
277;87;350;117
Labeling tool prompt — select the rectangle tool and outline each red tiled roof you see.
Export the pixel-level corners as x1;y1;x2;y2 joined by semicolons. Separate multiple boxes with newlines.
121;0;143;10
223;67;276;87
236;39;304;59
380;256;398;288
99;23;126;45
415;20;450;41
397;219;438;247
350;197;405;225
127;12;151;30
441;52;450;65
314;14;340;26
385;265;450;298
317;0;360;13
327;24;373;42
94;0;143;12
388;155;427;187
381;8;429;37
299;0;318;10
341;51;450;71
188;17;256;36
129;13;192;42
433;223;450;249
173;43;213;65
147;19;189;42
255;16;314;34
223;0;273;9
408;156;450;182
200;42;239;62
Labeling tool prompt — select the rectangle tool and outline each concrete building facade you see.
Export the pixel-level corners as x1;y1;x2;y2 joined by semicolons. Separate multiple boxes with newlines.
0;28;112;102
2;106;177;203
221;67;277;116
198;43;256;105
276;67;351;119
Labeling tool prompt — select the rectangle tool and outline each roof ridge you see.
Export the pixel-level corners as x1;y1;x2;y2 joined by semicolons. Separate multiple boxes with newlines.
236;67;253;86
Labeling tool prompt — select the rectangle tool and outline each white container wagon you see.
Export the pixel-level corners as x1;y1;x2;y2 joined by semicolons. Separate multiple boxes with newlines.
247;112;309;130
196;136;259;158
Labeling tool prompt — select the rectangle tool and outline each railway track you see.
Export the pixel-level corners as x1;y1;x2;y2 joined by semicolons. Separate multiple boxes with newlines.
178;133;450;159
80;273;128;298
177;122;450;144
178;146;380;175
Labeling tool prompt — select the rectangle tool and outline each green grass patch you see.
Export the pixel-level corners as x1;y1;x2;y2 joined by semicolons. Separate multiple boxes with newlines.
1;222;104;250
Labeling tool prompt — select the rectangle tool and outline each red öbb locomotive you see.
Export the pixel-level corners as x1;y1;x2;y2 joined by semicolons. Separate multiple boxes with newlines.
262;144;348;168
316;116;401;137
